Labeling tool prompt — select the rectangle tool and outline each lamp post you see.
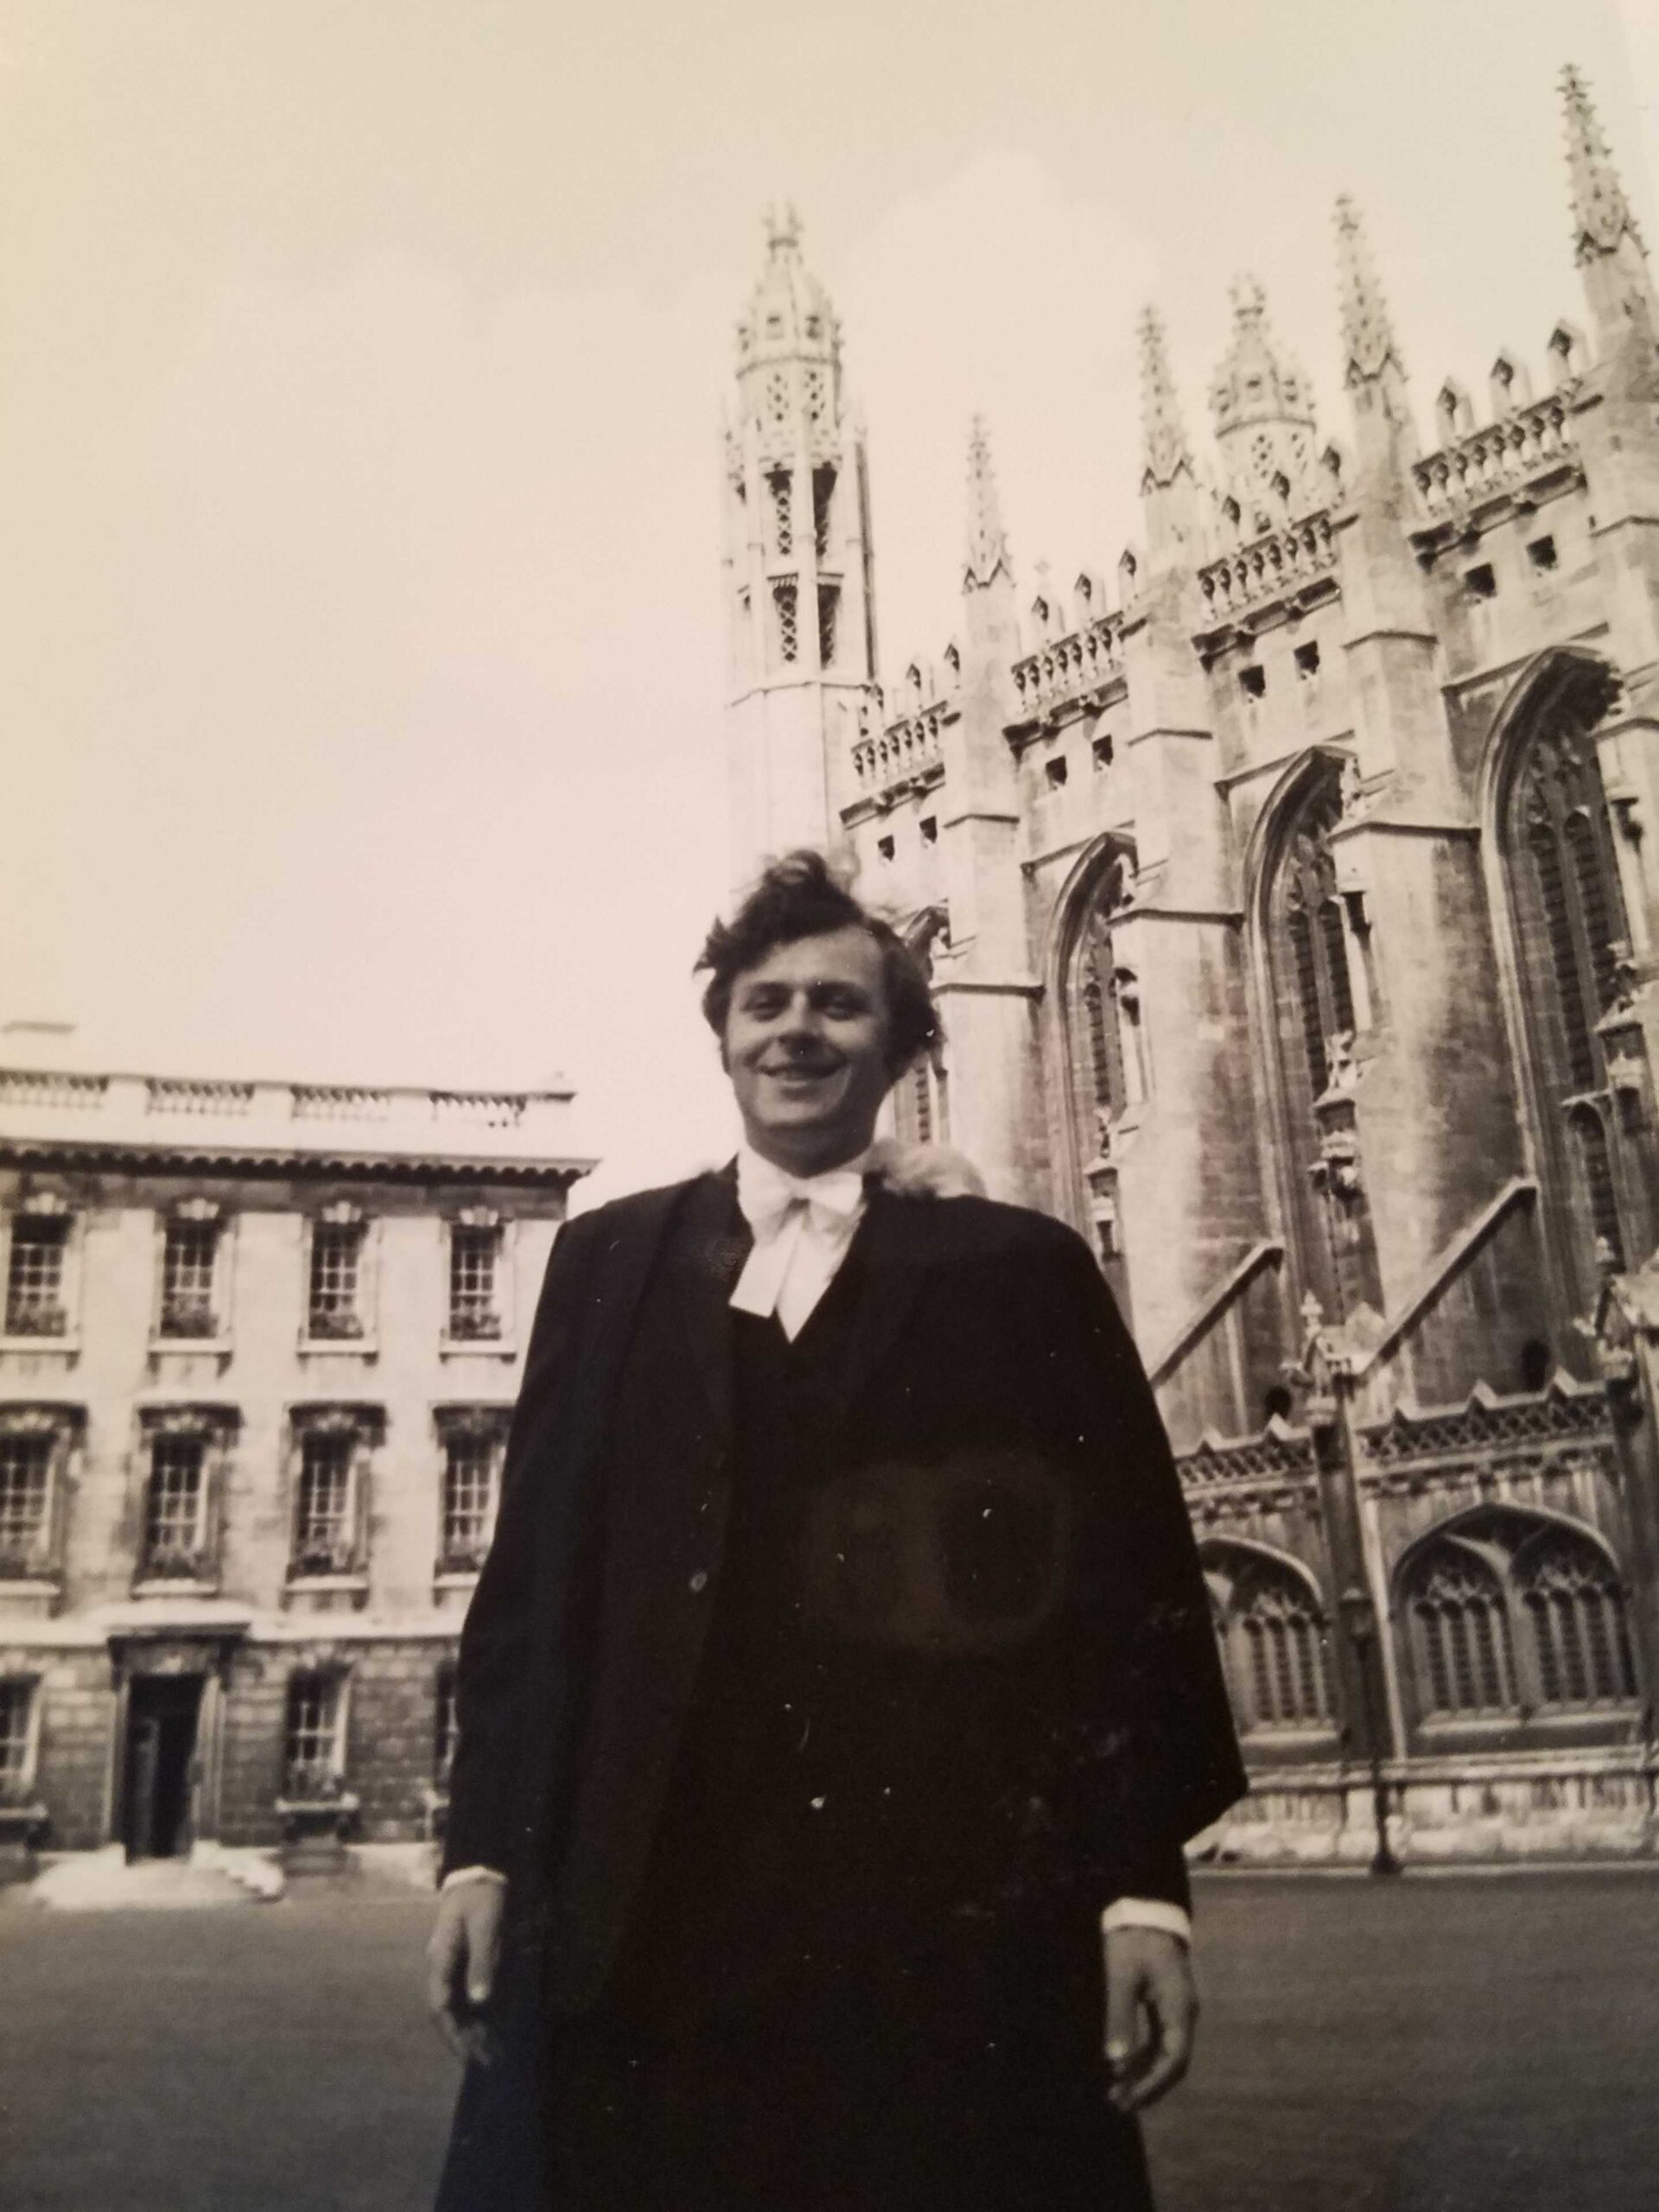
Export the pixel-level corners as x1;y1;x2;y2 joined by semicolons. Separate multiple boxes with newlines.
1338;1582;1401;1878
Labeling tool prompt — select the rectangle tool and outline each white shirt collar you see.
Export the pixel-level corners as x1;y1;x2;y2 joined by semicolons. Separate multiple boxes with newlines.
735;1141;875;1227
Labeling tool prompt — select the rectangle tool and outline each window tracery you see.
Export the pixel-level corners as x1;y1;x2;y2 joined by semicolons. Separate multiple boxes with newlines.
1503;685;1652;1288
1408;1548;1515;1714
1204;1545;1334;1733
1060;844;1142;1290
1066;845;1141;1133
1515;1528;1637;1707
1276;780;1356;1101
1401;1511;1638;1722
1264;762;1378;1319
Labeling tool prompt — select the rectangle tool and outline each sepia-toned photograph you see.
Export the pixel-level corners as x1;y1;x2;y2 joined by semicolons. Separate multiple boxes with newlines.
2;3;1657;2207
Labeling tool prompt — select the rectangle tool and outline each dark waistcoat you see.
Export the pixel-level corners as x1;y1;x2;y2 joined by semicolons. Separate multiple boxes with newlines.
582;1229;1111;2031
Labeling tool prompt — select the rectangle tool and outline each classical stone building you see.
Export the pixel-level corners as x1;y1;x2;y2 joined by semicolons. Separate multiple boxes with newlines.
0;1048;589;1870
722;71;1659;1860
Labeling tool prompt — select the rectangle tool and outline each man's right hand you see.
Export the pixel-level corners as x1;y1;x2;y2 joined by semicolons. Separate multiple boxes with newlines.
426;1877;506;2065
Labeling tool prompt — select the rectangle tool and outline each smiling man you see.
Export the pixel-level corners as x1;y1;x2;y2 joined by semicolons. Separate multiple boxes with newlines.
428;850;1244;2212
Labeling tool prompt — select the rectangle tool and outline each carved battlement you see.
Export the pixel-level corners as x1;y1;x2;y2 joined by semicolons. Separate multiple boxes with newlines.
1412;385;1582;526
851;702;946;796
1010;611;1125;724
1358;1377;1611;1466
1179;1419;1318;1489
1197;511;1338;626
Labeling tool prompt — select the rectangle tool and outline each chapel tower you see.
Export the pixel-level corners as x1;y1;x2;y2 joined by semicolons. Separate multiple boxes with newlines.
1209;276;1321;531
722;208;878;896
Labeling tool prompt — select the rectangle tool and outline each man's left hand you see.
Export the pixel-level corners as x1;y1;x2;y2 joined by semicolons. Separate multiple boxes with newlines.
1101;1925;1198;2114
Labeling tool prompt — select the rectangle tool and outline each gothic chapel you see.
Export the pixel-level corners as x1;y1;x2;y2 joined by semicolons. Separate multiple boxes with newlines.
721;71;1659;1861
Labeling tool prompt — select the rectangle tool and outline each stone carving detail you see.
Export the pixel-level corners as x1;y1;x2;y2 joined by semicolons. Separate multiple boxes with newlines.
1360;1379;1611;1465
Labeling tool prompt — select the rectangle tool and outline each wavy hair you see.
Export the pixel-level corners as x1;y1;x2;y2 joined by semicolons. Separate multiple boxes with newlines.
696;849;940;1073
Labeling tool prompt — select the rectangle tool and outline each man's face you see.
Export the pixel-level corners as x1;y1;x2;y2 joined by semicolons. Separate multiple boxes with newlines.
722;926;899;1173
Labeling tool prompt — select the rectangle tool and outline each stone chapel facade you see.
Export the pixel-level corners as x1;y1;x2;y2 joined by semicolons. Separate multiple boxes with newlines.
721;70;1659;1862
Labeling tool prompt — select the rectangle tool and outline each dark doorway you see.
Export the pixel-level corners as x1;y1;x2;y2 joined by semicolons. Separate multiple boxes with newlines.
123;1675;203;1859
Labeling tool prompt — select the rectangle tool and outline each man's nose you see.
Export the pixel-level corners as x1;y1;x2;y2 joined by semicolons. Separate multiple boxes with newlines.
777;995;824;1045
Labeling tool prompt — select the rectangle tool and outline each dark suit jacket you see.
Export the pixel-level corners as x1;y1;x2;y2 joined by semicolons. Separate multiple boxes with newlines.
442;1166;1244;2008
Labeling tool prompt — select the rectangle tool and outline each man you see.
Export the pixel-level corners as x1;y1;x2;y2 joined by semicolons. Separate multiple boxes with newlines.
428;850;1244;2212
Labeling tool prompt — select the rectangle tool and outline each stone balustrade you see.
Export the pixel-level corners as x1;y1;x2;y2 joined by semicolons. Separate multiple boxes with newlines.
146;1078;256;1116
1011;612;1124;721
1412;387;1580;522
1197;511;1337;624
0;1065;578;1167
0;1071;110;1110
851;705;945;795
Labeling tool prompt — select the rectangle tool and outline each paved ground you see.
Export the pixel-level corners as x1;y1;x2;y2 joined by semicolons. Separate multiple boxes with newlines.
2;1869;1657;2211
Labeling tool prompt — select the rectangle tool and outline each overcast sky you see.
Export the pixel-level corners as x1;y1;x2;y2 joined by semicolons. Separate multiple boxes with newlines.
2;0;1652;1200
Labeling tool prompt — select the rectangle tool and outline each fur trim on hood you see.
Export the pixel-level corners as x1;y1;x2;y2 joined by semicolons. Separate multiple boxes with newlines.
865;1137;988;1200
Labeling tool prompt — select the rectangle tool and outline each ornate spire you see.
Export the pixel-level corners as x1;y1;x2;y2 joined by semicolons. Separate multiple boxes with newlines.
1139;308;1193;488
963;416;1013;590
1560;66;1644;265
764;200;804;256
1559;65;1655;342
1335;197;1403;387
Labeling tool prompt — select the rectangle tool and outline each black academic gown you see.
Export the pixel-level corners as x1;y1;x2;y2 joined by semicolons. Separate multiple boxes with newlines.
435;1167;1245;2212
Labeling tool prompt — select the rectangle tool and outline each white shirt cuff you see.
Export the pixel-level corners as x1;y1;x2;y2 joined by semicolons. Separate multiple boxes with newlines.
1099;1897;1192;1945
441;1865;508;1894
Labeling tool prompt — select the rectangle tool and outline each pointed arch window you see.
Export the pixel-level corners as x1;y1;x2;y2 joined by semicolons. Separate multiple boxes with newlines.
1408;1548;1515;1714
1204;1545;1334;1734
1274;778;1356;1103
1400;1510;1639;1724
1061;843;1145;1293
1569;1104;1624;1267
1514;1526;1637;1707
1501;678;1650;1288
1513;722;1628;1092
1264;761;1377;1320
1066;844;1143;1138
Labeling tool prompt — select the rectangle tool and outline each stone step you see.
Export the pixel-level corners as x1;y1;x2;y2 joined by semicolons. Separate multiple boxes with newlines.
29;1845;284;1910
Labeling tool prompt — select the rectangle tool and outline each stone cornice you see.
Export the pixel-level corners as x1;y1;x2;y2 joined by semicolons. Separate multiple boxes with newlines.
930;976;1043;999
0;1139;590;1189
